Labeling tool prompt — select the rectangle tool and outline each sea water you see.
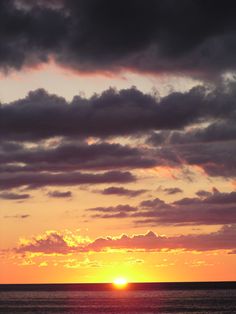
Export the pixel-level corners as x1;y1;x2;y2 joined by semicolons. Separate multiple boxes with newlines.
0;283;236;313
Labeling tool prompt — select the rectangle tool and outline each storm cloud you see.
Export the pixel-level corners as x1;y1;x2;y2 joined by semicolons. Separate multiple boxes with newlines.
1;0;236;77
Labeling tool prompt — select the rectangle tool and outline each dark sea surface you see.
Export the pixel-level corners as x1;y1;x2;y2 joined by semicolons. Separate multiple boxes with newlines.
0;282;236;314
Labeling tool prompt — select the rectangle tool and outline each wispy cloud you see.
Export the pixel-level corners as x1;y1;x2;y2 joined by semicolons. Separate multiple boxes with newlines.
0;170;135;190
47;190;72;198
87;191;236;226
157;186;183;195
0;192;30;200
4;214;30;219
95;186;148;197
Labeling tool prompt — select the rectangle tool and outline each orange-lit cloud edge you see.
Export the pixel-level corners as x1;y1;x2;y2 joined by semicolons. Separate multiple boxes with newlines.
2;226;236;284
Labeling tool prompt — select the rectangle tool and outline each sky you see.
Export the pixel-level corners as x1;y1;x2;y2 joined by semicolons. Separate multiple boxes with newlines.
0;0;236;284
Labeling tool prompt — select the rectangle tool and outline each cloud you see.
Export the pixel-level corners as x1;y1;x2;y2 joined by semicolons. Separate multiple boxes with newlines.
0;83;235;182
0;68;235;189
87;204;137;219
137;192;236;226
146;86;236;178
149;138;236;178
173;142;236;178
1;82;235;141
12;225;236;255
196;190;214;198
47;190;72;198
157;186;183;195
1;1;236;77
63;257;102;269
97;186;148;197
163;188;183;195
85;225;236;253
15;231;76;254
87;191;236;226
0;192;30;200
0;140;156;172
174;191;236;206
153;121;236;145
0;170;135;190
4;214;30;219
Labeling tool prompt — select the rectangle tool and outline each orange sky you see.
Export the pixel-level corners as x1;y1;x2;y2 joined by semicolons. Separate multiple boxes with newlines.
1;62;236;284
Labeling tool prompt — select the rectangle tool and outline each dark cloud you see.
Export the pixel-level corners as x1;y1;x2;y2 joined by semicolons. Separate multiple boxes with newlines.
173;192;231;206
145;84;236;178
174;142;236;178
0;0;67;71
47;190;72;198
87;204;137;213
0;192;30;200
0;76;235;183
137;192;236;226
140;198;171;209
0;141;156;172
1;82;235;141
97;186;148;197
0;171;135;190
13;225;236;254
149;120;236;146
0;139;148;192
87;204;137;219
163;188;183;195
149;139;236;178
88;191;236;226
157;186;183;195
1;1;236;76
196;190;215;198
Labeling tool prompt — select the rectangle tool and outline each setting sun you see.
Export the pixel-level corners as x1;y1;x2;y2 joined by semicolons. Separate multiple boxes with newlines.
113;277;128;289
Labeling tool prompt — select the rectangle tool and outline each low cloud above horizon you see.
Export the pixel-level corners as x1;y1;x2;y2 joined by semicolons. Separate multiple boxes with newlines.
7;225;236;258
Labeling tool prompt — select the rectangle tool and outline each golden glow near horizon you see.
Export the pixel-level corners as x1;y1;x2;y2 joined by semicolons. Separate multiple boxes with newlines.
113;277;128;289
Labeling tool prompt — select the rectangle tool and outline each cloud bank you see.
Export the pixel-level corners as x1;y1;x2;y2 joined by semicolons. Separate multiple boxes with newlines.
1;0;236;77
87;191;236;226
13;225;236;255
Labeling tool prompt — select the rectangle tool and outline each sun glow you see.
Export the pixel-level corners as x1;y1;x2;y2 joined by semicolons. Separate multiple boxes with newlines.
113;277;128;289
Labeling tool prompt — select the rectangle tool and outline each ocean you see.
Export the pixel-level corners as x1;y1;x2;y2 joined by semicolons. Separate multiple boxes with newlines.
0;282;236;313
